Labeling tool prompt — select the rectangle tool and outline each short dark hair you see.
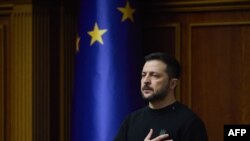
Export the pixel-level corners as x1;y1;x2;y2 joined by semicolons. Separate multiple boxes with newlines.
145;52;181;79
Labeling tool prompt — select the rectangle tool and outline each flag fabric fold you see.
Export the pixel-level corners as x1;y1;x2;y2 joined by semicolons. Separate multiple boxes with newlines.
72;0;145;140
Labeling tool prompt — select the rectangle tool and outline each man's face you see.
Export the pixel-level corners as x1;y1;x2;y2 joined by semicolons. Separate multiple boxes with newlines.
141;60;170;102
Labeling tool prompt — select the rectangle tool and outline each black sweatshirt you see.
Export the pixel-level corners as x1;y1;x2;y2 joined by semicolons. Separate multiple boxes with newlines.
114;101;208;141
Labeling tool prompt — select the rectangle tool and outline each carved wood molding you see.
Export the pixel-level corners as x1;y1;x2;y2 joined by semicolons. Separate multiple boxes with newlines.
0;24;5;141
141;0;250;13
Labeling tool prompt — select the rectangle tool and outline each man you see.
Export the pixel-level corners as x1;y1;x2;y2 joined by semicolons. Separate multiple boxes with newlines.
114;52;208;141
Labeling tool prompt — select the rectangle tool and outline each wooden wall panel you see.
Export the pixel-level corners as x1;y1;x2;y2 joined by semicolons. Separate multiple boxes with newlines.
0;5;12;141
1;1;77;141
190;23;250;141
32;7;51;141
141;1;250;141
59;7;77;141
9;4;33;141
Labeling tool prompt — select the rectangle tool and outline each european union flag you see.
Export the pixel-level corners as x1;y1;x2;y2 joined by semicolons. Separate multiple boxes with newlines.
72;0;145;141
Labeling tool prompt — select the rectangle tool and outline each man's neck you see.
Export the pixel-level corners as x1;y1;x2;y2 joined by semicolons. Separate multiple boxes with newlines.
149;94;176;109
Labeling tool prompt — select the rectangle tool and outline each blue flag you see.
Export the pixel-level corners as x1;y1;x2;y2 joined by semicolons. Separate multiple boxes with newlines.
72;0;145;140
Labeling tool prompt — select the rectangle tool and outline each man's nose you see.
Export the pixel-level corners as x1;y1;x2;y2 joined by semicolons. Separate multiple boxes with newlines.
143;75;151;84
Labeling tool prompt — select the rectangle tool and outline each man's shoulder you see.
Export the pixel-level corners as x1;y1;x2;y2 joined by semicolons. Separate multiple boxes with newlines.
175;102;203;122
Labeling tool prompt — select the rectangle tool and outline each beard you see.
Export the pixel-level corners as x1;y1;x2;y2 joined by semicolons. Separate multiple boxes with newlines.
141;83;169;102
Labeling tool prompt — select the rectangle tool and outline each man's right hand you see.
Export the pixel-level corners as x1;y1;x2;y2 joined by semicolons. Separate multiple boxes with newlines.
144;129;173;141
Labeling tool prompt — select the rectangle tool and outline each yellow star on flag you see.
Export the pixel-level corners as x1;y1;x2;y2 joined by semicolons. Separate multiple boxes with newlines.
117;1;136;22
88;22;108;46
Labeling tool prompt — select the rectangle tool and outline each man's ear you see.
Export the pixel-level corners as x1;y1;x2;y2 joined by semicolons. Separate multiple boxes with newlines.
170;78;179;90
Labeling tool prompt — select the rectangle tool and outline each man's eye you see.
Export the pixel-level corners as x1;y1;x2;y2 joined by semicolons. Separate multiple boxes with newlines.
152;75;159;78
